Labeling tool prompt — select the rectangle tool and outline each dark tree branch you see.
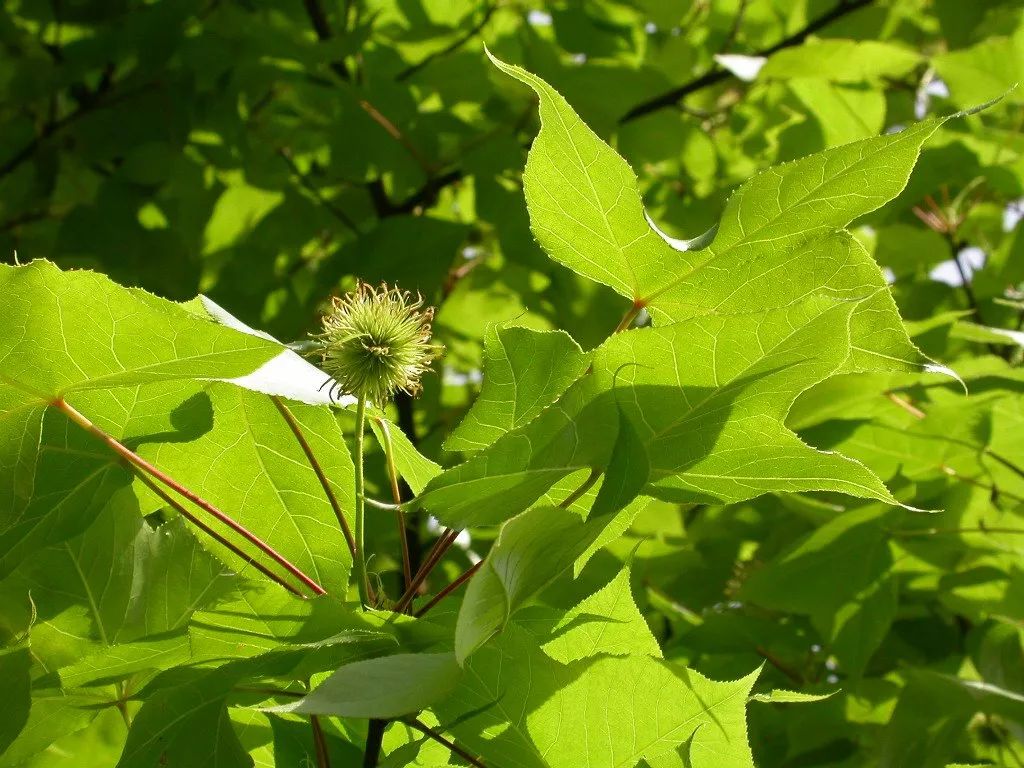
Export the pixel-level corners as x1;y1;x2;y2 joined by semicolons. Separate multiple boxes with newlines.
402;717;487;767
278;148;361;235
619;0;875;124
302;0;351;80
396;2;498;82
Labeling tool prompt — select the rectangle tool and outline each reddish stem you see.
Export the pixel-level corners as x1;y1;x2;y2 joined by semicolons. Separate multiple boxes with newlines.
393;529;458;614
272;396;357;558
53;397;326;597
133;470;304;597
414;561;481;618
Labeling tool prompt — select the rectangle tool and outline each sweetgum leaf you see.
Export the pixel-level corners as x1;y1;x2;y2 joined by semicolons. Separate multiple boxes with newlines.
0;260;280;399
487;52;942;374
0;260;280;575
420;297;896;529
438;624;760;768
445;325;591;454
541;565;661;664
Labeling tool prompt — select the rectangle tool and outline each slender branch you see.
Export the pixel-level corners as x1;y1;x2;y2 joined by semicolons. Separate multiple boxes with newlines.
755;645;804;686
359;98;435;176
619;0;875;124
52;397;326;596
272;396;357;559
885;391;926;420
414;561;481;618
396;2;499;82
376;418;413;591
0;79;153;182
353;396;371;608
311;715;332;768
134;469;304;597
402;717;487;767
278;148;361;235
301;0;350;80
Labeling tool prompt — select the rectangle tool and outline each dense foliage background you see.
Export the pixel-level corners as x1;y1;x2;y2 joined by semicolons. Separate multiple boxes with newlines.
1;1;1023;766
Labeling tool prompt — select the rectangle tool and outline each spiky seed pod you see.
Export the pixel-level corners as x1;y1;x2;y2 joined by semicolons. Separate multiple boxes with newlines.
316;282;440;405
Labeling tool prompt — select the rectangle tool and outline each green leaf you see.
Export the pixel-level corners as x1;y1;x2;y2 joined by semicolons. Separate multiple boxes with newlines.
438;624;760;768
268;652;462;719
0;260;279;400
487;53;940;374
454;505;613;662
116;665;253;768
422;298;897;530
59;634;193;689
445;326;591;454
0;688;110;768
541;566;661;664
368;416;440;495
749;689;837;704
740;506;897;677
0;258;282;575
761;40;921;83
0;639;31;755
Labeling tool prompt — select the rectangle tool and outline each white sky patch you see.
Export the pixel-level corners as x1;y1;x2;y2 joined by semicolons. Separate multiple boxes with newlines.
714;54;766;82
882;267;897;285
929;247;985;286
644;21;657;34
1004;198;1024;232
915;72;949;119
527;9;552;26
199;295;354;407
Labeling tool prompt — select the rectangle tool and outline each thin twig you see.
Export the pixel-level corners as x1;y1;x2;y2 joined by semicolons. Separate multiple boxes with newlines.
414;561;481;617
301;0;350;80
402;717;486;767
396;2;499;82
278;148;361;236
885;392;926;420
755;645;804;686
272;396;357;558
620;0;875;124
559;469;601;508
53;397;326;596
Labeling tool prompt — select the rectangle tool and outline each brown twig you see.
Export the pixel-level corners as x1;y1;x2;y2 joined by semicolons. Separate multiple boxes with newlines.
311;715;332;768
402;717;487;767
396;2;499;82
619;0;875;124
755;645;805;686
